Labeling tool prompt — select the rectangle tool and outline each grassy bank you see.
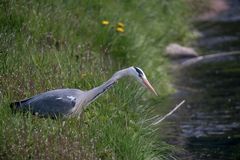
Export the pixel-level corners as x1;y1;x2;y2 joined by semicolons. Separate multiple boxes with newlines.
0;0;191;159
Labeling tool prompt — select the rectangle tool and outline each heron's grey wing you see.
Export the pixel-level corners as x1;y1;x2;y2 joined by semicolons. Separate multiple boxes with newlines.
27;94;77;117
11;89;84;117
18;92;78;117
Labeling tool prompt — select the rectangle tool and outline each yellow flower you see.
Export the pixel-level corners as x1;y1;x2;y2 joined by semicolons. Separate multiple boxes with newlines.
81;73;87;78
116;27;124;33
117;22;125;28
101;20;109;25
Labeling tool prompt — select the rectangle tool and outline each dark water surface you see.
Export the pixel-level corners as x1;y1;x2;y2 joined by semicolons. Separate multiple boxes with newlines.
171;57;240;160
167;2;240;160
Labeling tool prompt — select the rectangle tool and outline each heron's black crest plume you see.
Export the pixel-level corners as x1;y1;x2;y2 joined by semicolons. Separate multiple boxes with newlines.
134;67;143;77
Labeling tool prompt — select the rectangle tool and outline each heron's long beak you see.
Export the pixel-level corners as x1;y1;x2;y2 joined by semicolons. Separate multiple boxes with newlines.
142;78;158;96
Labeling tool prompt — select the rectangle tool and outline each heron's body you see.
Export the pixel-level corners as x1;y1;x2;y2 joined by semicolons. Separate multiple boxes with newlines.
11;67;157;118
12;89;84;117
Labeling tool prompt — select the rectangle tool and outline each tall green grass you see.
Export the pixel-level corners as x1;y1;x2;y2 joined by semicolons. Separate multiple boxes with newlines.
0;0;191;159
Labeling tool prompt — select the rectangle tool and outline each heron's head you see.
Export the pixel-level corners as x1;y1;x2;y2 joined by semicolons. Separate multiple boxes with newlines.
130;66;158;96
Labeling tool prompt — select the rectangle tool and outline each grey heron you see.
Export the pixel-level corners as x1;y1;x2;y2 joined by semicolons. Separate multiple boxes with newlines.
10;66;157;117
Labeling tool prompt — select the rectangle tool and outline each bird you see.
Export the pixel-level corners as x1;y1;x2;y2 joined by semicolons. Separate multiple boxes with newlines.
10;66;158;118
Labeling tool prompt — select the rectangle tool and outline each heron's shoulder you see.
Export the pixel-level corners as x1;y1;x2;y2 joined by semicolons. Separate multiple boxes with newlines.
30;89;84;101
30;89;83;100
45;88;84;94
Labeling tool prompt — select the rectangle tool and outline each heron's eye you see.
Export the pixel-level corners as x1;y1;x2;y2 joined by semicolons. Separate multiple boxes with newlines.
134;67;143;77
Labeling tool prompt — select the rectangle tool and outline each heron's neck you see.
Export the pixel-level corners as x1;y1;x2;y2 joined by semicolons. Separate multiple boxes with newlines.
84;68;130;106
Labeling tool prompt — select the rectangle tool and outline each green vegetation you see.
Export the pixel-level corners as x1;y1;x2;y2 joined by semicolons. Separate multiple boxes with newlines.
0;0;191;159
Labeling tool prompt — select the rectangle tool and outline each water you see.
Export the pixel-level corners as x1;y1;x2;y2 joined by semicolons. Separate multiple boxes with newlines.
171;58;240;160
166;1;240;160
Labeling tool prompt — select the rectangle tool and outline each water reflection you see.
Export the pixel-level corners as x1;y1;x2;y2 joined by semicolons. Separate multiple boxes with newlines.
170;55;240;160
165;1;240;159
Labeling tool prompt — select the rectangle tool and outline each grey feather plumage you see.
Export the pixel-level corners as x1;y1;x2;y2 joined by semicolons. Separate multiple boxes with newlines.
11;89;84;117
